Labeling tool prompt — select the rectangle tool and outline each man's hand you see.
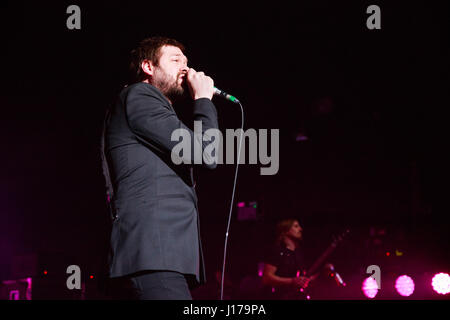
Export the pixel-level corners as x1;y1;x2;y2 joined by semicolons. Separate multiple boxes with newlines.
291;276;311;289
186;68;214;100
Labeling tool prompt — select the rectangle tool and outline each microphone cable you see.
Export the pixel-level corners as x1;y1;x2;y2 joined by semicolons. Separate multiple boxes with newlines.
220;100;244;300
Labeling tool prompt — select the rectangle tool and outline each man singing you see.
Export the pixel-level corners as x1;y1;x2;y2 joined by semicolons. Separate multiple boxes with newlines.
102;36;218;300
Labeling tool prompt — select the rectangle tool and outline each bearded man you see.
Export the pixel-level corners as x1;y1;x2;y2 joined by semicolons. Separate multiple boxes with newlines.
102;36;218;300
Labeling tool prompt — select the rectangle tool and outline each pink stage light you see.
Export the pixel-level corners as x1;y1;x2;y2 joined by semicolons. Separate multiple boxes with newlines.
395;275;415;297
431;273;450;295
362;276;379;299
257;262;265;277
237;202;245;208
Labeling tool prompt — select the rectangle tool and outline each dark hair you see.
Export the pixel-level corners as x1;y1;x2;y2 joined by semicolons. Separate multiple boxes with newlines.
275;219;298;245
129;36;185;83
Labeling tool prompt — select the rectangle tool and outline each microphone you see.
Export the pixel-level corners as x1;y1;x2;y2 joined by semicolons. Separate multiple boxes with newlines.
214;87;240;104
325;263;346;287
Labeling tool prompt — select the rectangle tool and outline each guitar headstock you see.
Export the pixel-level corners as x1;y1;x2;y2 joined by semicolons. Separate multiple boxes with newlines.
331;229;350;244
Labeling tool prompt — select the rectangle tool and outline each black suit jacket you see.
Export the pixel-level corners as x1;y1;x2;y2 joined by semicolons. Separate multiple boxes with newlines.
103;82;218;284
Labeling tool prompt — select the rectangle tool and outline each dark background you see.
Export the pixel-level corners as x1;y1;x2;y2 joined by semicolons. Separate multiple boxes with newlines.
1;1;449;298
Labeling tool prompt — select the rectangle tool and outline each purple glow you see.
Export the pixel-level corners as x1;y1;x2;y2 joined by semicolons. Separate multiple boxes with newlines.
295;133;309;141
431;273;450;295
395;275;415;297
362;277;379;299
257;262;264;277
26;277;32;300
237;202;245;208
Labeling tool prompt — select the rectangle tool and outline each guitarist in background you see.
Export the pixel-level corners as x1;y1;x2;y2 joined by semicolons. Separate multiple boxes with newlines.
262;219;317;299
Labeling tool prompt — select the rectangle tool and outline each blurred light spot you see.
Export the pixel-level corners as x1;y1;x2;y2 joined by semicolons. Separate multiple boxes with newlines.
432;273;450;295
362;277;379;299
395;275;415;297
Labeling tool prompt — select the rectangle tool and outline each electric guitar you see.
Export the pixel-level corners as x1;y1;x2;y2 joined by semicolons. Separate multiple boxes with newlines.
279;229;350;300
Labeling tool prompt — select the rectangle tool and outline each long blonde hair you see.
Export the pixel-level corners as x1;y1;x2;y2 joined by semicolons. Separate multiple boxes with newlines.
275;219;298;245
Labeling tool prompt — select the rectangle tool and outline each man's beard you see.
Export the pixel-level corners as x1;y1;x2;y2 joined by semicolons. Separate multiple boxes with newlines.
152;69;187;102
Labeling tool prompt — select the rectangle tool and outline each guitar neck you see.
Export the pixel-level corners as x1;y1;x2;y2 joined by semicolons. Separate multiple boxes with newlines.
306;242;337;276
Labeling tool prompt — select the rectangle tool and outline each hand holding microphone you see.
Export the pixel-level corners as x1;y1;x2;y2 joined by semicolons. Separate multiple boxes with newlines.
186;68;214;100
186;68;240;103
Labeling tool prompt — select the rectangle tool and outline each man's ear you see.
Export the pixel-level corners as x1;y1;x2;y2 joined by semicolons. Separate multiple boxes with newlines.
141;60;155;77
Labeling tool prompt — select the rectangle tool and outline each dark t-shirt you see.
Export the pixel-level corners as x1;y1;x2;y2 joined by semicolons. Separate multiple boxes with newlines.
264;244;306;278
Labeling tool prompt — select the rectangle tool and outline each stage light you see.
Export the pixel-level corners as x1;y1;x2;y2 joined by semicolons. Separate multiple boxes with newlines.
431;273;450;295
295;132;308;141
362;276;379;299
257;262;265;277
395;275;415;297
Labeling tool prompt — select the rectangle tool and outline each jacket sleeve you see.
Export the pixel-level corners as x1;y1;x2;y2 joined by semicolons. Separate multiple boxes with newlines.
125;84;219;169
